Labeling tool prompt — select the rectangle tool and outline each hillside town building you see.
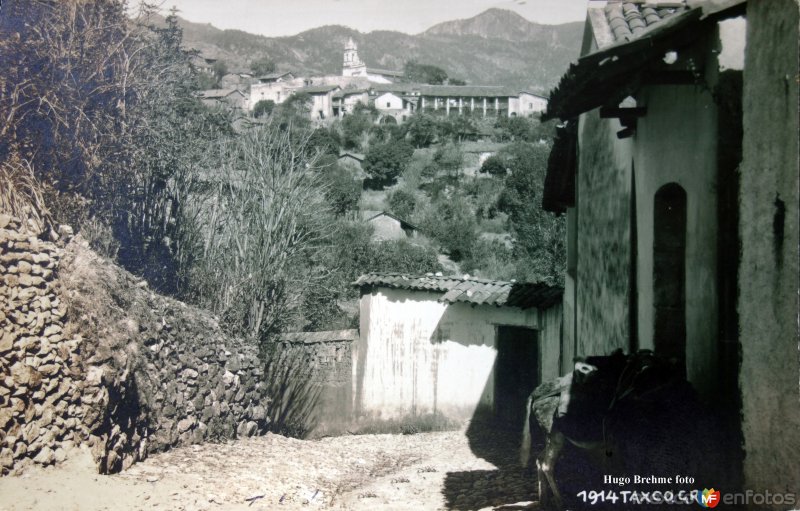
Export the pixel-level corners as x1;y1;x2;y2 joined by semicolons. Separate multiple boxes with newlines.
226;40;549;122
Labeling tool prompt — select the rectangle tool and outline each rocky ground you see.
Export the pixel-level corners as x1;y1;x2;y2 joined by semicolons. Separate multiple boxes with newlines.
0;419;538;511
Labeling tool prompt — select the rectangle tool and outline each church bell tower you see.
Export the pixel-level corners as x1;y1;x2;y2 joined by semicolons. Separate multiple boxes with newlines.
342;38;366;77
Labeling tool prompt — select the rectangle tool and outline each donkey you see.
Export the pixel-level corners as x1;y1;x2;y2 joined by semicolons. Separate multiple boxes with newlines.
521;349;702;510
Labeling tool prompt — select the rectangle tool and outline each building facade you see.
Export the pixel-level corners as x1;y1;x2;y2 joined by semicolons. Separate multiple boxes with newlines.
354;273;563;426
542;0;800;498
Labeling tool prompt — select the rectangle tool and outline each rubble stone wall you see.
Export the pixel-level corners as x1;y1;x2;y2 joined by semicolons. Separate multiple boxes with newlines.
1;215;272;475
0;215;85;475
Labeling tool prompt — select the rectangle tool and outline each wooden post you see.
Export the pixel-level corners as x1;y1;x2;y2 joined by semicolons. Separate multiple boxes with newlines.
483;97;487;117
458;97;463;114
446;97;450;116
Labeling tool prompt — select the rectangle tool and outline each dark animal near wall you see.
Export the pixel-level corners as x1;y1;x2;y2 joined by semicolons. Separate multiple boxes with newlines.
521;349;719;510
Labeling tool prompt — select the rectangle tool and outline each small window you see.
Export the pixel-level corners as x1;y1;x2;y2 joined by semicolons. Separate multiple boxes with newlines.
386;101;391;108
529;102;533;109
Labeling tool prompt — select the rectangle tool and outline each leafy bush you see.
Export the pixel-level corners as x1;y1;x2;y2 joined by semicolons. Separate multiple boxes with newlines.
419;193;477;262
495;142;565;284
433;143;464;177
250;56;276;76
253;99;275;118
363;140;414;189
405;114;438;148
322;163;361;216
340;108;375;151
480;155;508;175
308;127;341;156
388;189;417;219
404;61;448;85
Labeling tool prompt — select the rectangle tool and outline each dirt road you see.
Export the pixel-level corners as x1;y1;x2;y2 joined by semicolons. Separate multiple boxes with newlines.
0;420;538;511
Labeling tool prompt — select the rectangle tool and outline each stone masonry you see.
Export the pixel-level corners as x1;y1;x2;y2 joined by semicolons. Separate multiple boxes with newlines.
1;214;273;475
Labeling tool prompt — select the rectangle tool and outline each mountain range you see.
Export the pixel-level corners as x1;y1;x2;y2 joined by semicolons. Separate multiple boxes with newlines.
175;8;583;92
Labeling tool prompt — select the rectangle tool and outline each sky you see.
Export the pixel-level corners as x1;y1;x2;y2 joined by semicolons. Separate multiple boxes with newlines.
150;0;589;37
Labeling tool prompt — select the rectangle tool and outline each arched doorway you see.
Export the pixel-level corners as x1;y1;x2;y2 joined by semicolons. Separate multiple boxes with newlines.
653;183;687;375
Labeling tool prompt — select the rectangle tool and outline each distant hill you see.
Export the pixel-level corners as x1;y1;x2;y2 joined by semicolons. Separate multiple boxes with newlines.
171;8;583;92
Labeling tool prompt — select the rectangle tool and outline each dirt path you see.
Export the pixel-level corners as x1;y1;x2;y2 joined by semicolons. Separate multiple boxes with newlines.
0;421;538;511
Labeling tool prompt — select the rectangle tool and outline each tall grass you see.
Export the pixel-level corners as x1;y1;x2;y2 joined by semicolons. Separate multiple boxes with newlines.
179;121;335;344
0;156;50;231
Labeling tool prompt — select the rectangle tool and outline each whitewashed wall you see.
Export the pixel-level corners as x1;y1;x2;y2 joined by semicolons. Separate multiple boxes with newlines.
355;288;561;422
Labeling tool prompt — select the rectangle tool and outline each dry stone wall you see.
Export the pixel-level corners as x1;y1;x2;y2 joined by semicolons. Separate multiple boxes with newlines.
0;215;85;475
1;214;272;475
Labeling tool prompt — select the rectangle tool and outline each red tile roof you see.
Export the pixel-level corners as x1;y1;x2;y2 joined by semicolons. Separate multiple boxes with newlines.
354;272;562;309
604;1;688;44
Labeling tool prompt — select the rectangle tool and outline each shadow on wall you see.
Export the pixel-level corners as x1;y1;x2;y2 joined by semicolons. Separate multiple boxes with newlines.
263;346;323;439
89;373;149;474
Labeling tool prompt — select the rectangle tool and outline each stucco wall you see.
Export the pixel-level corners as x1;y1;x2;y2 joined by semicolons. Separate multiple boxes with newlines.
375;93;404;111
570;36;732;399
518;93;548;116
634;83;720;399
738;0;800;503
368;215;408;241
266;339;355;437
356;288;561;422
574;110;633;357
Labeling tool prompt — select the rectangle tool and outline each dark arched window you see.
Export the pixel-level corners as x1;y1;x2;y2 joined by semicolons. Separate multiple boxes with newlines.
653;183;687;375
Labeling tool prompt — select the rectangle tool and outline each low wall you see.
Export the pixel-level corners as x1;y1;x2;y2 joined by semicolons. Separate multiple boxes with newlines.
267;331;357;437
1;215;273;475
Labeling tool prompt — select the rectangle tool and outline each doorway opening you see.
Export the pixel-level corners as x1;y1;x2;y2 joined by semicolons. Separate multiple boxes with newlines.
494;326;539;428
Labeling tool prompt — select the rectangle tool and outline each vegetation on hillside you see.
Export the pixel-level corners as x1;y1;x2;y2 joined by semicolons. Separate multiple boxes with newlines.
166;10;583;91
1;1;566;351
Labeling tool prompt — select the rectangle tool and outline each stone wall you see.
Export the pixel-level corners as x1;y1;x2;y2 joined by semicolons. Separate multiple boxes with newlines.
1;215;273;475
0;215;85;474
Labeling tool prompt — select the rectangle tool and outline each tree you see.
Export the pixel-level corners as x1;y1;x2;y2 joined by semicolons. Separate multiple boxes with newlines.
480;155;508;175
495;142;565;284
405;113;438;148
212;60;228;81
388;189;417;219
253;99;276;118
321;162;361;216
362;141;414;188
420;193;478;262
0;1;231;290
250;55;276;76
340;104;377;151
307;127;341;156
404;60;448;85
433;143;464;178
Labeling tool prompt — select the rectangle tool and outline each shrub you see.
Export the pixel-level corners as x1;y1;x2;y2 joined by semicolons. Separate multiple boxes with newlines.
420;193;477;262
388;189;417;219
253;99;275;118
322;163;361;216
480;155;508;175
363;140;414;188
433;143;464;177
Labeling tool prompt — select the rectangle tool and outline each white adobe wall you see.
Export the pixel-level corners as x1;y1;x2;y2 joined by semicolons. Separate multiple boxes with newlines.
355;288;561;422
